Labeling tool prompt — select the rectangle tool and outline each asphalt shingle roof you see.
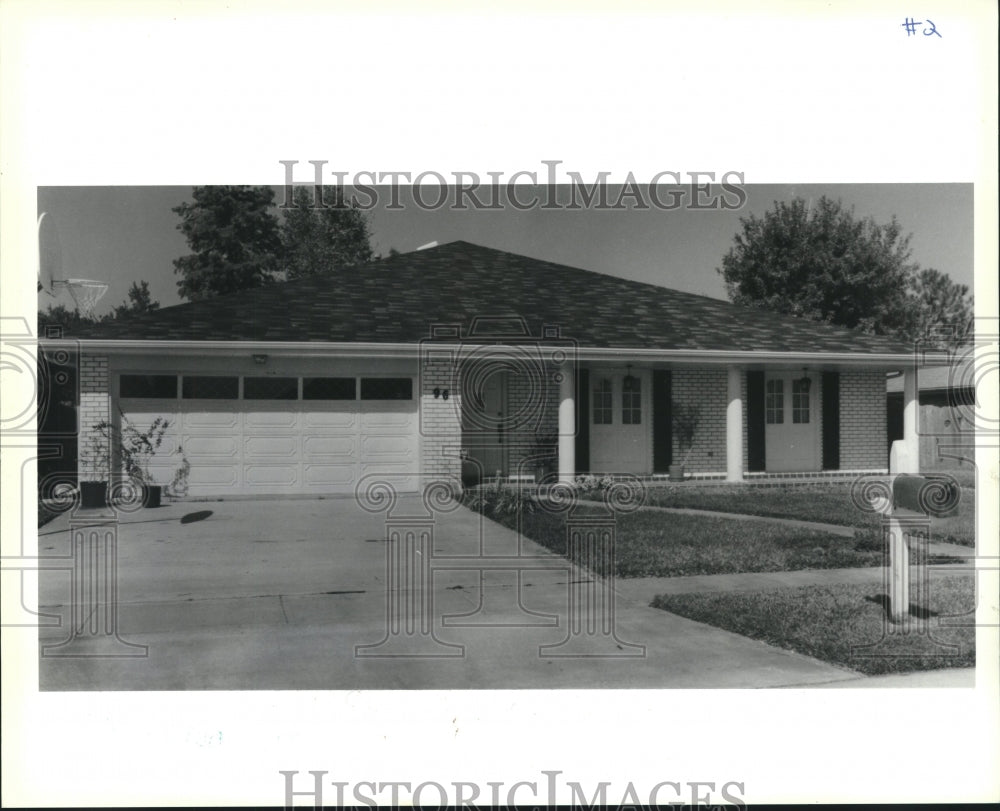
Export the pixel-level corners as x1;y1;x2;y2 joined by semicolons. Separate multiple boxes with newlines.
66;240;914;354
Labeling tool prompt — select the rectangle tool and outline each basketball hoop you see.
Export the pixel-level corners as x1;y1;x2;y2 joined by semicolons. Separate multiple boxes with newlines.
62;279;109;318
38;213;109;319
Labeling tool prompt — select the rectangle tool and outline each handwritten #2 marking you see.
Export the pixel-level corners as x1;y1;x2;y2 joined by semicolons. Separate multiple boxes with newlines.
902;17;942;37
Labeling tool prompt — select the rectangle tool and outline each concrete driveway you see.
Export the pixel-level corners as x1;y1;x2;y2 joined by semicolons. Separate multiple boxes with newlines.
38;496;863;690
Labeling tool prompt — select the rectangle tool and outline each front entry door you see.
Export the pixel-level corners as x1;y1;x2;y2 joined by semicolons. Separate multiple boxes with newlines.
464;370;508;478
764;372;820;472
588;369;650;473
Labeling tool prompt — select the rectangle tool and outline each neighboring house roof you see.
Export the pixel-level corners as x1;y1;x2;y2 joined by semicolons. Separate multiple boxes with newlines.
62;240;914;355
886;361;975;393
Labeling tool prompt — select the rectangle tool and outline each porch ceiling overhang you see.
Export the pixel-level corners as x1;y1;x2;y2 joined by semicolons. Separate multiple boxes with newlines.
38;338;941;368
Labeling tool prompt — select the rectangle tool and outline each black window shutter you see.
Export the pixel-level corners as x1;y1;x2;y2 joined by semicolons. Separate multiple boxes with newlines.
822;371;840;470
653;370;673;472
575;367;590;473
747;370;766;472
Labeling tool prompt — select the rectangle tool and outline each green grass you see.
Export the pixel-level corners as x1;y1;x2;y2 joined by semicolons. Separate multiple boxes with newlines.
641;482;976;547
653;575;975;675
486;504;932;578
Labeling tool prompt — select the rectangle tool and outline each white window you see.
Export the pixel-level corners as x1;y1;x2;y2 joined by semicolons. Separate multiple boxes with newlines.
766;379;784;424
622;376;641;424
593;379;612;424
792;379;810;424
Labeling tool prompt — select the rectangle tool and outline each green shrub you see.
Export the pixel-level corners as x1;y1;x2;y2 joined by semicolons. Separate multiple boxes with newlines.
463;480;534;520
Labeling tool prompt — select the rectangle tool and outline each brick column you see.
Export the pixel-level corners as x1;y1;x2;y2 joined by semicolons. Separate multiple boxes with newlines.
78;355;111;483
419;354;463;489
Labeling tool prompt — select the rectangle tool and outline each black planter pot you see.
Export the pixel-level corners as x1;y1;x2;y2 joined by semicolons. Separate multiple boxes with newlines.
668;464;686;483
142;484;162;508
461;459;480;488
79;481;108;508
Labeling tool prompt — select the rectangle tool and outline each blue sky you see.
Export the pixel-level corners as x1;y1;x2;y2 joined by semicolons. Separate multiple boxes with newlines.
36;184;973;318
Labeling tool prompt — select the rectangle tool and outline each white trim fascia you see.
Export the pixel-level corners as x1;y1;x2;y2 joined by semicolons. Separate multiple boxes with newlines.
39;338;942;366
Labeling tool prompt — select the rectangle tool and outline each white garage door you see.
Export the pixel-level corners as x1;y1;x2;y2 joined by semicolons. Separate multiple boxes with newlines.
119;373;418;497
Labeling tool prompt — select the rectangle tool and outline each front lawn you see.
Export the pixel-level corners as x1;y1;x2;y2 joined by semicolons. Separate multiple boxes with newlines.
653;574;976;675
470;495;918;578
641;481;976;547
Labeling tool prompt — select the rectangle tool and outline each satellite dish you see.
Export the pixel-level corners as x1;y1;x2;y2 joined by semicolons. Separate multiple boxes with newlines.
37;211;108;317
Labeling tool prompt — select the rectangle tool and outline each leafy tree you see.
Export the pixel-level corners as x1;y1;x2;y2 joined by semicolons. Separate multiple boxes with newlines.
107;280;160;320
37;304;91;334
279;185;374;280
718;197;972;344
172;186;282;300
38;280;160;333
907;267;973;345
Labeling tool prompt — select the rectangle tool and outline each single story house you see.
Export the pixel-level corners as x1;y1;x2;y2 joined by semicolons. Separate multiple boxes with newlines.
887;360;976;470
46;241;929;498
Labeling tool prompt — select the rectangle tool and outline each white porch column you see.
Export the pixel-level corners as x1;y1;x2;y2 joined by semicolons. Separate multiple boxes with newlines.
890;366;920;474
558;364;576;484
726;365;743;482
897;366;920;474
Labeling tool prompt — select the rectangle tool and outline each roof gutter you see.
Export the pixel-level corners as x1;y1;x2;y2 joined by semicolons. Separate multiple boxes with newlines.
38;338;937;366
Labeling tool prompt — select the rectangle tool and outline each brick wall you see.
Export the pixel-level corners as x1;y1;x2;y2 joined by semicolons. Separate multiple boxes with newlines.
417;362;885;480
419;356;463;487
417;359;886;483
503;363;560;475
78;354;111;481
670;368;728;474
839;369;888;470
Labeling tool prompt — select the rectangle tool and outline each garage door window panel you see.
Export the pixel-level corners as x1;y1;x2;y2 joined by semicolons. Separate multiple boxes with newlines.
303;377;357;400
244;376;299;400
182;376;239;399
120;374;178;399
360;377;413;400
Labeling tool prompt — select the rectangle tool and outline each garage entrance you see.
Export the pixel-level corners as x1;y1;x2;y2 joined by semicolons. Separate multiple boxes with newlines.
118;373;418;496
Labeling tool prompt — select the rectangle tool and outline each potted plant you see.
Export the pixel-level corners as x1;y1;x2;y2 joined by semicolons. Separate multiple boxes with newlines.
166;446;191;499
530;432;558;485
94;413;172;508
670;401;701;482
79;431;112;508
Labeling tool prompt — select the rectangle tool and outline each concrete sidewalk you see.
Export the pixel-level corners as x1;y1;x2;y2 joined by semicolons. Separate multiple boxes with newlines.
614;561;972;603
579;499;977;563
796;667;975;688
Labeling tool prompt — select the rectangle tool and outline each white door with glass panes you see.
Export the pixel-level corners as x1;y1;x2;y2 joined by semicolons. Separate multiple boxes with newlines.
763;372;820;472
588;370;651;473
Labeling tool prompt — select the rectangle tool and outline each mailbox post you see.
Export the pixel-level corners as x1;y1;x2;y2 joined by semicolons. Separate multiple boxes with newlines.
886;474;959;626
